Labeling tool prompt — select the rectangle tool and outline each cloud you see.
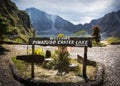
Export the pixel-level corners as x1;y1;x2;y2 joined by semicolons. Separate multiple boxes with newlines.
12;0;120;24
112;0;120;11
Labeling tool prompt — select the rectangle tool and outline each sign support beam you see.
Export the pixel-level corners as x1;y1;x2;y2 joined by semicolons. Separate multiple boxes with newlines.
83;46;88;82
31;30;35;78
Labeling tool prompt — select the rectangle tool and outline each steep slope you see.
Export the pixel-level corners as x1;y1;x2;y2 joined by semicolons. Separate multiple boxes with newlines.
26;7;120;38
83;10;120;38
26;8;81;36
0;0;33;43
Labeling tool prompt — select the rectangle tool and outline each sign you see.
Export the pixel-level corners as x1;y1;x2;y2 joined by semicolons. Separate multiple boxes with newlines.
29;37;93;47
16;55;44;63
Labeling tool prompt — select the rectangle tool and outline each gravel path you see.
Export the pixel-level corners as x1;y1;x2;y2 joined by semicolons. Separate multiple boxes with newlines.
70;45;120;86
88;45;120;86
0;44;120;86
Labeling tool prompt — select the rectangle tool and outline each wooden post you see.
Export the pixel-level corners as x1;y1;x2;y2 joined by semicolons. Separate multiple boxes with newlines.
83;46;88;81
31;30;35;78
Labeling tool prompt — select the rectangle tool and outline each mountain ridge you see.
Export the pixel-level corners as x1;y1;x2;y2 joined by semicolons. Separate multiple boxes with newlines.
26;8;82;36
84;10;120;38
26;7;120;38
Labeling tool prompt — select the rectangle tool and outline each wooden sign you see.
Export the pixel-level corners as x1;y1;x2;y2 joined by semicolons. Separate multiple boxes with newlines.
16;55;44;63
29;37;93;47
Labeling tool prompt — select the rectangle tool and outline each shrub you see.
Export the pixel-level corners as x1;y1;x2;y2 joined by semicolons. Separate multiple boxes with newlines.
74;29;86;37
56;51;70;73
106;37;120;44
92;40;106;47
43;50;70;71
92;26;101;44
28;48;45;56
0;14;10;42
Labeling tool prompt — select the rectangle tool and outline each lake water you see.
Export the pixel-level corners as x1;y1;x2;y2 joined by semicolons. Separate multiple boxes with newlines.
37;33;74;37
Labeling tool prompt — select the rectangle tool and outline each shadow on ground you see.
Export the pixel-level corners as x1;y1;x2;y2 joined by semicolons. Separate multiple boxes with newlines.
0;46;10;55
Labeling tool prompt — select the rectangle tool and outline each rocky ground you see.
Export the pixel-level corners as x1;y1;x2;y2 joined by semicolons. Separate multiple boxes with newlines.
0;45;24;86
0;44;120;86
88;45;120;86
70;45;120;86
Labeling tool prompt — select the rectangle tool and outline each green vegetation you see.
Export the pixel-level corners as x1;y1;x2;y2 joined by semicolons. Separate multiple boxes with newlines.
27;48;56;58
57;33;65;38
92;26;101;44
0;0;33;44
0;14;10;42
51;51;70;72
28;48;46;57
106;37;120;44
3;25;33;44
0;13;32;44
12;56;97;80
12;57;31;77
12;32;97;81
70;59;97;80
91;26;106;47
57;33;70;73
32;48;45;56
92;41;106;47
74;29;86;37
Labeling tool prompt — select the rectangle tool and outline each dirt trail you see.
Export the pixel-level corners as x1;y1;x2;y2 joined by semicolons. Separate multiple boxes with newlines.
0;45;24;86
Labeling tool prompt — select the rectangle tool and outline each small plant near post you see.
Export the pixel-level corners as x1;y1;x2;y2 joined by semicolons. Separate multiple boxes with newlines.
57;49;70;74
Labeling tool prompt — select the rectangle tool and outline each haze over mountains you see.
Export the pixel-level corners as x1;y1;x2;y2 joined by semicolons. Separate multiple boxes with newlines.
26;8;82;36
26;8;120;39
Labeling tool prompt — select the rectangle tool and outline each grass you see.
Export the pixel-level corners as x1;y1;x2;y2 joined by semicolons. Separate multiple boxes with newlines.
92;41;106;47
12;57;31;77
3;24;33;44
105;37;120;44
12;56;97;81
70;59;97;80
4;37;25;44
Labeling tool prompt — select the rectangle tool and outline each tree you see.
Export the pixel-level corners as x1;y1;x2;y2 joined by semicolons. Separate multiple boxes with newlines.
92;26;101;44
0;14;10;42
57;33;65;38
57;33;70;74
74;29;86;37
57;33;67;52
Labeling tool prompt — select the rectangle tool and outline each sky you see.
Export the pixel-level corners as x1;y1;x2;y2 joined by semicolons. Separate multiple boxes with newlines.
12;0;120;25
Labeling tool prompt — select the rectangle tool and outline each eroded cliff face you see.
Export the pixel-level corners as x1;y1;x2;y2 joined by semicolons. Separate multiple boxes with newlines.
26;7;120;39
26;8;81;36
83;10;120;38
0;0;33;43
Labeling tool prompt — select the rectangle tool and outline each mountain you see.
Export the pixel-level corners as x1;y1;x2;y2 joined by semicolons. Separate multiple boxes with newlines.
26;7;120;39
0;0;33;43
26;8;82;36
83;10;120;39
